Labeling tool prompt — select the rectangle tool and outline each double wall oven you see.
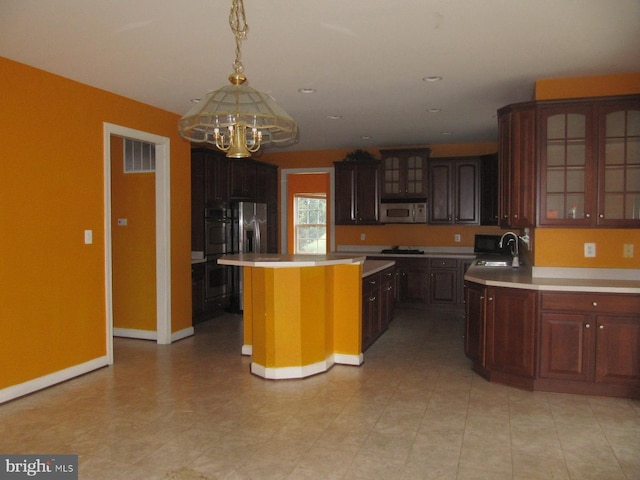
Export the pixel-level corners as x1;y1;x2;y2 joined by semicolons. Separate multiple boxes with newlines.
204;203;233;303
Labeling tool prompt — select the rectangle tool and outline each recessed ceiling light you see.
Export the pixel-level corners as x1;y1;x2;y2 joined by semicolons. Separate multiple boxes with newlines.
423;76;443;82
360;135;372;140
441;131;454;135
298;88;316;94
327;115;342;120
427;107;441;113
190;98;201;103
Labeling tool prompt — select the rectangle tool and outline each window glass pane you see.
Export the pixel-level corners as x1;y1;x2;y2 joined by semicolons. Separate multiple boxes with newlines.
295;195;327;254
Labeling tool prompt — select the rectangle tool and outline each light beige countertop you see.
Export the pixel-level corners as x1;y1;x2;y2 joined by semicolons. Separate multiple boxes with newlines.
362;260;396;277
218;253;366;268
465;262;640;294
337;245;476;259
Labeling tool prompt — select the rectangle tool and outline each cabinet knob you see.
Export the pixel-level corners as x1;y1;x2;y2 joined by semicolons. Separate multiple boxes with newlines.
488;297;493;301
599;214;604;218
514;214;519;219
592;302;598;307
369;296;376;302
585;323;591;329
599;324;604;330
480;296;485;300
585;213;591;218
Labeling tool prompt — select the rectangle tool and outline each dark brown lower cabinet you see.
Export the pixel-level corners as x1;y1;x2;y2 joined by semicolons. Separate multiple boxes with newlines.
464;281;486;368
537;292;640;397
465;283;640;399
362;266;396;351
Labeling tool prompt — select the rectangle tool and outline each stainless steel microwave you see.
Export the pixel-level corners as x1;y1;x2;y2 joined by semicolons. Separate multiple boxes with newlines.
380;202;428;224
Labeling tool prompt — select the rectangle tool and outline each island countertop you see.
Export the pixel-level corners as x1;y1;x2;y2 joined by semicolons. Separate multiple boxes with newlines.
218;253;366;268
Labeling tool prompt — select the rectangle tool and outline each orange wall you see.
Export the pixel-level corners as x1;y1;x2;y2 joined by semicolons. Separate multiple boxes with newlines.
535;73;640;100
0;57;192;391
533;73;640;268
110;137;157;330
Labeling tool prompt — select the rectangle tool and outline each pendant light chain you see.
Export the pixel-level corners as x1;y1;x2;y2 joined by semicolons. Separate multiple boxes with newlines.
230;0;249;75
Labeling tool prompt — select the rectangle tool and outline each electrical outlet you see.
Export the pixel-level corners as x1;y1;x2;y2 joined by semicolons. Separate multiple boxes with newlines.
360;233;366;241
623;244;634;258
584;242;596;258
454;234;461;242
84;229;93;245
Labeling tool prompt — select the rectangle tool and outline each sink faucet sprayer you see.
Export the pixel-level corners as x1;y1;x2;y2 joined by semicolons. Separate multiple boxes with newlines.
499;232;527;268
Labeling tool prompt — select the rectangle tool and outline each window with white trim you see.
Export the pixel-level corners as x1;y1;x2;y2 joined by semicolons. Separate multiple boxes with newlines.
294;194;327;254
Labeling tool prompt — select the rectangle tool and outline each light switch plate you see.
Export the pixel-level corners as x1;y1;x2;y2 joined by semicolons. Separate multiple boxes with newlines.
84;229;93;244
584;242;596;257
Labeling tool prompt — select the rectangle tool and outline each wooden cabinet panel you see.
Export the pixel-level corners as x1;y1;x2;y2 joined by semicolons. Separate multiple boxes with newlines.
229;159;257;199
362;266;395;351
334;161;381;225
541;292;640;315
464;282;486;366
498;103;537;228
595;315;640;385
485;287;537;378
539;313;593;382
398;264;428;303
539;291;640;395
429;157;480;225
480;153;499;225
429;269;457;304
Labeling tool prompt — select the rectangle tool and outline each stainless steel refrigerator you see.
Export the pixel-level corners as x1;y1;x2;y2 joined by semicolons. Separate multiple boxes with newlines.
230;202;268;311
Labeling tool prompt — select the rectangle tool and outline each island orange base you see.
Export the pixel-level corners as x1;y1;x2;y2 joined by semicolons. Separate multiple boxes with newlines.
241;263;363;379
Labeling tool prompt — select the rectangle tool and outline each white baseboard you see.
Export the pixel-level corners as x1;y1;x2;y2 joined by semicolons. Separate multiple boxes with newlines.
0;356;109;404
113;327;157;340
172;326;194;342
241;344;252;356
334;353;364;365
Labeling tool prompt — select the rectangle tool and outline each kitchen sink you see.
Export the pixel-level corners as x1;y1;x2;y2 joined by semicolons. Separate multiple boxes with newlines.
475;259;511;267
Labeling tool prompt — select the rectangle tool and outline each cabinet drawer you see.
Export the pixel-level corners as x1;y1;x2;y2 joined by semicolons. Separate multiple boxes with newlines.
429;258;458;269
363;272;381;291
541;292;640;315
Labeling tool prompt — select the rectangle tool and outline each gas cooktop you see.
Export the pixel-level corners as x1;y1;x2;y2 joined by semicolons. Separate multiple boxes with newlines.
380;249;424;255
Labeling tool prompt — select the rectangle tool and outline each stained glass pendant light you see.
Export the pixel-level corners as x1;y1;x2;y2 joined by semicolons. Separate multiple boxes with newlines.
178;0;298;158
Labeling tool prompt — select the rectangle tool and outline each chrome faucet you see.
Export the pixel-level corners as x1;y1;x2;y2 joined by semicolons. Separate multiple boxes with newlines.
499;232;520;268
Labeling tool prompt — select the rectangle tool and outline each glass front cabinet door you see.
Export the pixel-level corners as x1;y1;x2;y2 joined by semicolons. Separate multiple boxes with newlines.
538;97;640;228
539;104;595;226
598;100;640;227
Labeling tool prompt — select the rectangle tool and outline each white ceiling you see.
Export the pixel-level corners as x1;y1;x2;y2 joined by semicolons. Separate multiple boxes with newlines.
2;0;639;152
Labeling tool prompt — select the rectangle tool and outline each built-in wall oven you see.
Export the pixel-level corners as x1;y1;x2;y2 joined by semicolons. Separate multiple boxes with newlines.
204;203;233;306
205;204;232;256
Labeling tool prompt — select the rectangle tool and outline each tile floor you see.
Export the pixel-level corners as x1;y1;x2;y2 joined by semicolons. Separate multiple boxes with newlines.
1;308;639;479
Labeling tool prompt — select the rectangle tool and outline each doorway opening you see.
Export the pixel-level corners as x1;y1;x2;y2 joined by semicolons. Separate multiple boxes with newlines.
103;123;172;365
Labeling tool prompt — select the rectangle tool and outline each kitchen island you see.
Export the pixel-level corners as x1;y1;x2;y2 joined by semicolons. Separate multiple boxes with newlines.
218;253;394;379
464;262;640;399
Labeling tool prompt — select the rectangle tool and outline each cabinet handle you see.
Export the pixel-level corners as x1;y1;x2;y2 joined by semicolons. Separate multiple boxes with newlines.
599;324;604;330
369;296;376;302
585;323;591;329
488;297;493;301
480;296;485;299
369;280;377;285
514;214;519;219
386;286;393;292
592;302;598;307
585;213;591;218
599;214;604;218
